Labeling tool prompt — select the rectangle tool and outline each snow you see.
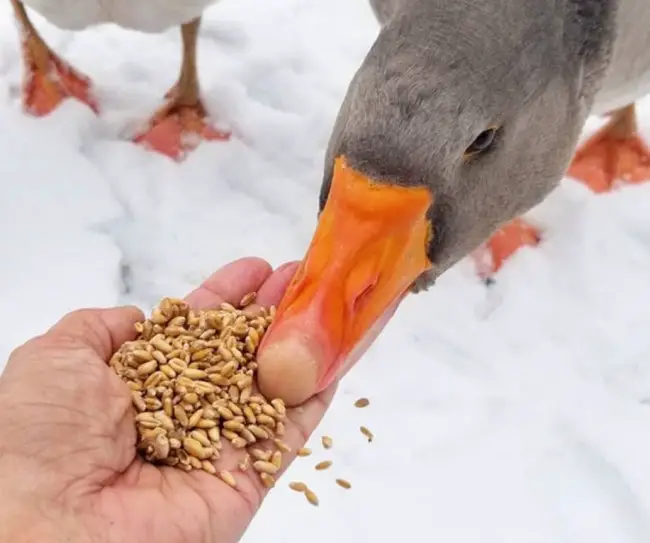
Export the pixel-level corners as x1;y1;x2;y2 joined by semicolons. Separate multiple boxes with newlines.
2;0;650;541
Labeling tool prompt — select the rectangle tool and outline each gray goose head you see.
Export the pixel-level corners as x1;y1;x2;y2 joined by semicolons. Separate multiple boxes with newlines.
257;0;615;405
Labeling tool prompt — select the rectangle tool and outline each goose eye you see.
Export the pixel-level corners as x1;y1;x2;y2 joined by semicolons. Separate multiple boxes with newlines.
465;127;498;156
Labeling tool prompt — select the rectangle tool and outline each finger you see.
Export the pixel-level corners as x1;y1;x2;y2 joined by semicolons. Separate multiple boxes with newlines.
46;306;145;361
184;257;273;310
255;261;300;308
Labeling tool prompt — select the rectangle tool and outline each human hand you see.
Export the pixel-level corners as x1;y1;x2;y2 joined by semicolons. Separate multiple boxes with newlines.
0;257;338;543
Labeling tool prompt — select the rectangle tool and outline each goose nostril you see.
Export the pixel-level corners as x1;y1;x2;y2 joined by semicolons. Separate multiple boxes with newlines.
352;277;378;313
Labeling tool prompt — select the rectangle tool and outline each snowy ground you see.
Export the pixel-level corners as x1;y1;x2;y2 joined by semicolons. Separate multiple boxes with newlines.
2;1;650;541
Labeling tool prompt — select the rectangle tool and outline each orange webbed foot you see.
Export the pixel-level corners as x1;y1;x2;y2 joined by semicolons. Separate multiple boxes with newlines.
567;104;650;192
133;87;231;160
21;36;98;116
471;218;541;280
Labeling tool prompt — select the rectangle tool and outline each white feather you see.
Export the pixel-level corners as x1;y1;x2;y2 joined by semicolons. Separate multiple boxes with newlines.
21;0;219;32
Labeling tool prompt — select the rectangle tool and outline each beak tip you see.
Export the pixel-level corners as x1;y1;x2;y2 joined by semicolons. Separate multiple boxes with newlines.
257;336;321;407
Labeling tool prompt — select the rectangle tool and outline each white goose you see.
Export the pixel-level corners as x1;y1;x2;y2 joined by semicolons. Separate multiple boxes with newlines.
9;0;230;159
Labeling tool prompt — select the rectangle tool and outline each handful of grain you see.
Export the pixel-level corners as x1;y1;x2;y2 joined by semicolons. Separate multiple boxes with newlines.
108;295;289;487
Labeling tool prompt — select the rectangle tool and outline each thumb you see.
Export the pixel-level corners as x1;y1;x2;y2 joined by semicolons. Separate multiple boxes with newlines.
45;306;145;361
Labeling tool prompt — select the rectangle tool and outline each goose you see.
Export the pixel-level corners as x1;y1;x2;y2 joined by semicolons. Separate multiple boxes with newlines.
9;0;230;160
255;0;650;406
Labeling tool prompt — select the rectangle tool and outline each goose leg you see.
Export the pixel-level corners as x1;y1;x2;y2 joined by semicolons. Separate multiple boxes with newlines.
566;103;650;192
133;17;230;160
10;0;98;116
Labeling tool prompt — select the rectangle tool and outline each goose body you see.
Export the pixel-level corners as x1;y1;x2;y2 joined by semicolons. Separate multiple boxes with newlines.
591;0;650;114
257;0;650;405
21;0;217;32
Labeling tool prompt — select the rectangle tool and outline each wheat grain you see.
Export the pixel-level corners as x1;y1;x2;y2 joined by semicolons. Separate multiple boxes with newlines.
305;489;319;506
360;426;374;442
335;479;351;489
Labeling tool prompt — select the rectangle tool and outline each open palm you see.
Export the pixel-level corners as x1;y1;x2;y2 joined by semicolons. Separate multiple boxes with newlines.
0;258;336;543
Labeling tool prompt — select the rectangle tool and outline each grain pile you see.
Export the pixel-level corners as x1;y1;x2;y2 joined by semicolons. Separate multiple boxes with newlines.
108;294;375;505
108;295;293;489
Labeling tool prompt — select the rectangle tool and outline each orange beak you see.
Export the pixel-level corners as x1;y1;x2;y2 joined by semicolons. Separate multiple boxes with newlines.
257;156;434;404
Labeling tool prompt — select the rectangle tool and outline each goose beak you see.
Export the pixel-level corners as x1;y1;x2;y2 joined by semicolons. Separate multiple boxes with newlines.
257;156;433;405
